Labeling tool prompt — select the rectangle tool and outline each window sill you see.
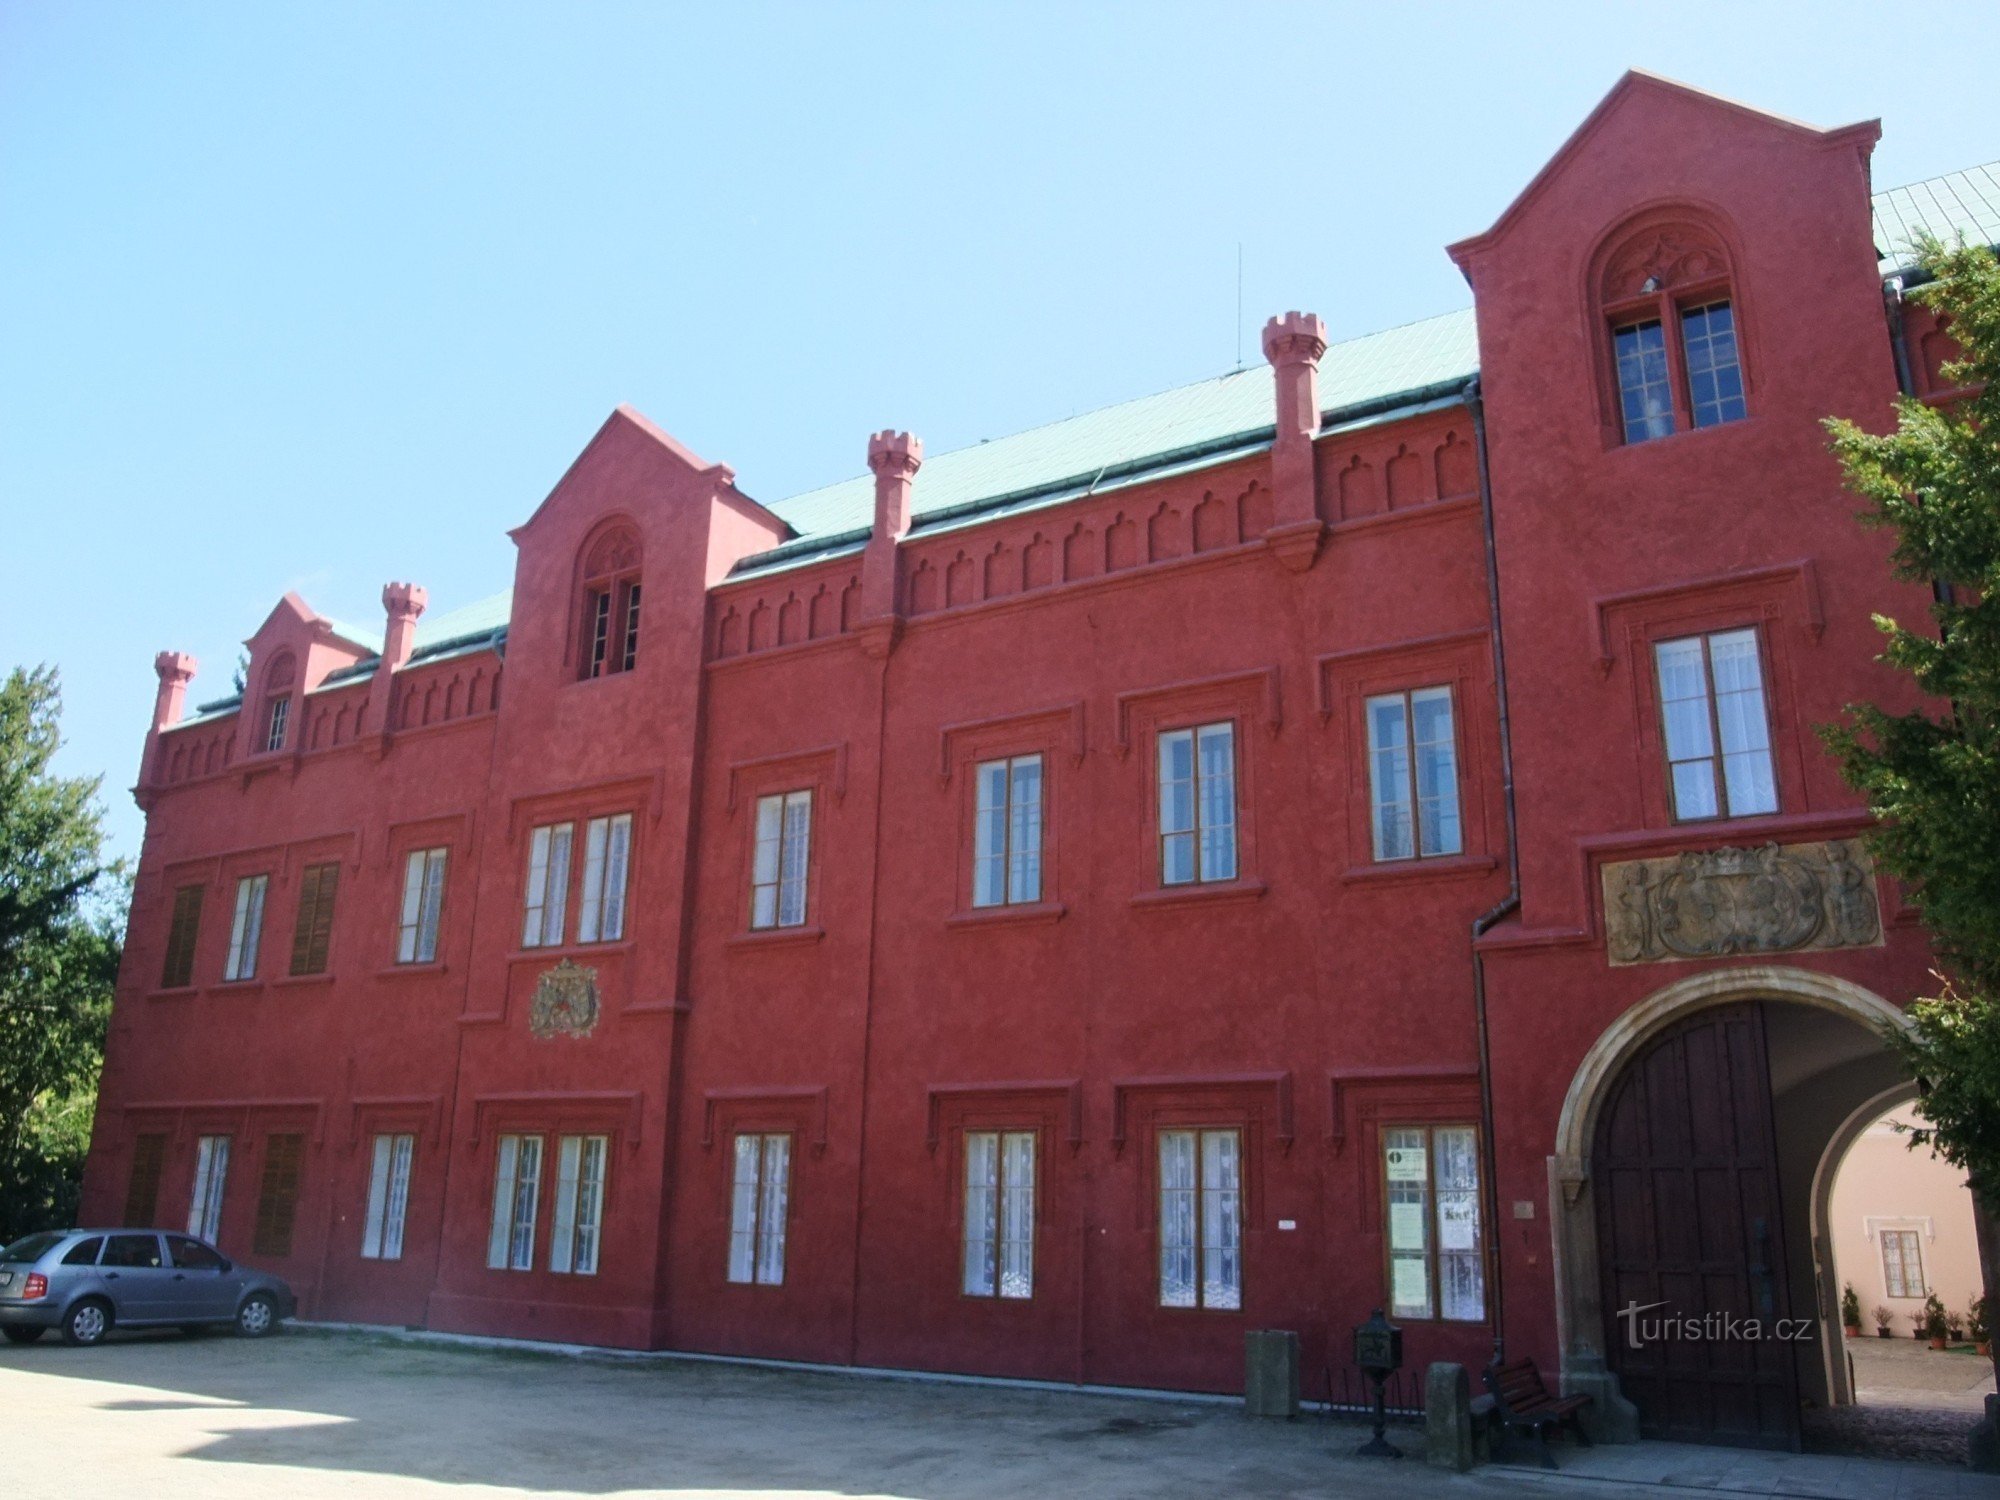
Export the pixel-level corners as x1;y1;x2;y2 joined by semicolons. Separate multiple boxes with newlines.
204;980;266;996
272;972;337;989
1340;853;1498;886
946;901;1067;931
726;925;826;950
145;986;200;1002
377;959;449;978
505;941;636;965
1130;879;1266;913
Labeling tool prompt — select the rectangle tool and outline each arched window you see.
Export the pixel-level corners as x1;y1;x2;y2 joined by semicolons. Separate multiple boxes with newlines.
576;522;643;680
260;652;296;752
1592;211;1749;445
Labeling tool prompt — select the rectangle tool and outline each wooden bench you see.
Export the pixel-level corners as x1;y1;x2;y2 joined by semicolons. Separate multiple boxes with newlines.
1483;1358;1593;1469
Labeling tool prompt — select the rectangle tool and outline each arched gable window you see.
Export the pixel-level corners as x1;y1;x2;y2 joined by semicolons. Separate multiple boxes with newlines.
1592;211;1749;445
576;522;643;680
261;652;296;752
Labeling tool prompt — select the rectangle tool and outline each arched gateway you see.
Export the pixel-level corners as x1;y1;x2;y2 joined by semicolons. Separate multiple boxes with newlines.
1548;966;1913;1449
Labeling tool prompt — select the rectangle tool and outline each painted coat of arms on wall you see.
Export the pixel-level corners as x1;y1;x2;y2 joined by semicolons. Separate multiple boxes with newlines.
1601;839;1882;967
528;959;600;1039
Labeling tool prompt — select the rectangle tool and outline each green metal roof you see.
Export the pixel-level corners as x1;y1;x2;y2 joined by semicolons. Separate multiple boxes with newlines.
1874;161;2000;273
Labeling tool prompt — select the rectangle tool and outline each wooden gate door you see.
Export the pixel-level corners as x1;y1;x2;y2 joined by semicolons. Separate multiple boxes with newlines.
1594;1002;1801;1448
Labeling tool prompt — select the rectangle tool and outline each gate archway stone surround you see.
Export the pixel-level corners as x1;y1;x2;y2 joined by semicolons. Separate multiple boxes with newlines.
1547;965;1911;1441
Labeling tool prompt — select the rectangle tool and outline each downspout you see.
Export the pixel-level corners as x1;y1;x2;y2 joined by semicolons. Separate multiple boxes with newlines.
1465;375;1519;1370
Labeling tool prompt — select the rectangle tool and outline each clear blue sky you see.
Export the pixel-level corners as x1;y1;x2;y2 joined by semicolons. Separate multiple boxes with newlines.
5;1;1997;864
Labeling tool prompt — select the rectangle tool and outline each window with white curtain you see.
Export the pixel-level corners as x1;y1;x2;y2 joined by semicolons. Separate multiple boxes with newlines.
549;1134;608;1275
750;792;812;930
360;1134;414;1261
521;824;573;948
1366;687;1462;861
222;874;268;982
1881;1228;1926;1300
727;1133;791;1285
1158;1128;1241;1309
972;756;1043;907
963;1130;1035;1298
1157;723;1237;886
576;815;632;943
396;848;448;964
1384;1124;1485;1322
1654;628;1777;821
189;1134;231;1241
486;1134;543;1271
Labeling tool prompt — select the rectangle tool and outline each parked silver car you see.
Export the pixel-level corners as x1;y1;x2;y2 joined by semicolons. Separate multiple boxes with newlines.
0;1229;296;1347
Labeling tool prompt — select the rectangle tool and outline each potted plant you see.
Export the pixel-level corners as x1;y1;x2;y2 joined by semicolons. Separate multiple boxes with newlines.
1841;1284;1862;1338
1925;1293;1949;1350
1912;1307;1931;1339
1971;1297;1991;1358
1947;1307;1966;1344
1874;1305;1893;1338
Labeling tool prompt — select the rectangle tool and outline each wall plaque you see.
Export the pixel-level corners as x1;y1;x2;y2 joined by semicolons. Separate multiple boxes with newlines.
1602;838;1881;967
528;959;600;1039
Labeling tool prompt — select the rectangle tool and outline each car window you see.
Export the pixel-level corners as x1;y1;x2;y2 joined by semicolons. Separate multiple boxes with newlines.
101;1233;163;1269
1;1232;64;1263
61;1237;104;1266
166;1235;225;1270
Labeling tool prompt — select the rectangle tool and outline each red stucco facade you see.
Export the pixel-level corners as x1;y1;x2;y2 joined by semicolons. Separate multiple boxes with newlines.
83;75;1971;1418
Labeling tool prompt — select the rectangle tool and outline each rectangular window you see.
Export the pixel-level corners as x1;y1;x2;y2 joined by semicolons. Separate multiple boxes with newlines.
189;1134;231;1241
620;583;642;673
750;791;812;930
361;1133;415;1261
1158;723;1237;886
1158;1128;1241;1309
521;823;573;948
161;883;204;988
1366;687;1463;861
1614;319;1675;443
222;874;268;982
549;1134;608;1276
963;1130;1036;1299
1882;1228;1926;1300
1385;1124;1486;1322
252;1133;305;1258
124;1134;167;1227
486;1134;543;1271
727;1132;791;1285
576;814;633;944
1681;301;1746;429
585;589;613;679
265;695;290;752
972;755;1044;908
1654;628;1778;821
396;848;448;964
288;861;340;977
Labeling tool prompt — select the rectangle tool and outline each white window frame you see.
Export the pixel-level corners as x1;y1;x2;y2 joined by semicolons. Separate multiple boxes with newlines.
189;1134;230;1241
396;848;448;965
1158;1127;1241;1309
727;1132;791;1285
576;814;633;944
265;694;290;753
486;1134;543;1272
963;1129;1036;1299
521;824;573;949
1384;1123;1486;1323
1157;723;1237;886
972;756;1044;908
1366;686;1463;861
1653;627;1779;822
222;874;268;982
549;1134;608;1276
750;791;812;930
360;1133;414;1261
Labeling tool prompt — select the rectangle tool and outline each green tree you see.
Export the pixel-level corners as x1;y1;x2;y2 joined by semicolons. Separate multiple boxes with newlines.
0;666;124;1241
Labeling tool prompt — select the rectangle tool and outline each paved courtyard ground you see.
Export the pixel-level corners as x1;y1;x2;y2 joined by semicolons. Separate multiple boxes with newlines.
5;1324;2000;1500
1804;1336;1999;1466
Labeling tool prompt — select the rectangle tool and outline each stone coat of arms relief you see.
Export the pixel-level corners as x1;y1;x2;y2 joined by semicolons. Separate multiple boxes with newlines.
1601;838;1882;966
528;959;601;1039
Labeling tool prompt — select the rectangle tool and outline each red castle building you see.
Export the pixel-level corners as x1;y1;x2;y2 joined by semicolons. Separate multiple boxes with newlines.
83;74;2000;1449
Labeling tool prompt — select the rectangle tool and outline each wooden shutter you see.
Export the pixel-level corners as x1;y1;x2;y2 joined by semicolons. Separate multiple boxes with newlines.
252;1133;306;1257
123;1134;166;1226
161;885;204;988
289;863;340;976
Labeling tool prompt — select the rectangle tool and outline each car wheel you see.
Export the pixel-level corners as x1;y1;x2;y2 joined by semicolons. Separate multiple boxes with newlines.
3;1326;45;1345
234;1293;277;1339
61;1299;111;1348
